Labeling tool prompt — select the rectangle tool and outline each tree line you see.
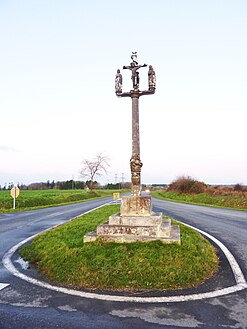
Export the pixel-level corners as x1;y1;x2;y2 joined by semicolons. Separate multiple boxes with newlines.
0;153;133;191
0;180;132;191
0;180;86;190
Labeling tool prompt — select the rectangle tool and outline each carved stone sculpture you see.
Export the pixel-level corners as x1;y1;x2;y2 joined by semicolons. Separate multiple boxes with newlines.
123;52;147;90
148;65;156;90
115;69;122;93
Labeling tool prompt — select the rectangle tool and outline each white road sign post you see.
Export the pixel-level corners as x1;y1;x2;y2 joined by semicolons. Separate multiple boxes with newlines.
10;186;20;209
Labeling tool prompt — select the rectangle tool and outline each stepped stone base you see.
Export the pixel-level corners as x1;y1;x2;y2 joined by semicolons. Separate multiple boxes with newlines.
84;225;180;243
84;195;181;244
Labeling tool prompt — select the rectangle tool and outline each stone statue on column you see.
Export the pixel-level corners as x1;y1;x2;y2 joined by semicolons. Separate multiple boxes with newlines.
123;52;147;90
148;65;156;90
115;69;122;94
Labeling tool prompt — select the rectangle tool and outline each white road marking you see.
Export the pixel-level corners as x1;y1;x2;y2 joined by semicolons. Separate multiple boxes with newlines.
0;283;10;290
2;206;247;303
182;222;246;285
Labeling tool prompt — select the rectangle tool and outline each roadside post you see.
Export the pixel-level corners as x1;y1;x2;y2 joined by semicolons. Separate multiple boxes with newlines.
113;192;120;204
10;186;20;209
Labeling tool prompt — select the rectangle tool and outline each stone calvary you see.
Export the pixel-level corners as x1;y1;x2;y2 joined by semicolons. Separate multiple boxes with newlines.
84;53;180;244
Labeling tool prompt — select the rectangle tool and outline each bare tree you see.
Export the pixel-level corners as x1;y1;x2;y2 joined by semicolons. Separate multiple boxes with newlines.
80;154;110;191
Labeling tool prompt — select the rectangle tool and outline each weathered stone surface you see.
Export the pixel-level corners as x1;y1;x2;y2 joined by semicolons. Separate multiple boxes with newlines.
109;212;163;226
120;195;152;216
84;213;181;244
158;219;173;237
83;231;98;243
84;224;180;244
84;191;180;244
97;222;160;237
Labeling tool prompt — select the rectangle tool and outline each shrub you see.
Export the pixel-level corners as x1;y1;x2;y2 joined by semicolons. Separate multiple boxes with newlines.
234;184;245;192
167;176;207;194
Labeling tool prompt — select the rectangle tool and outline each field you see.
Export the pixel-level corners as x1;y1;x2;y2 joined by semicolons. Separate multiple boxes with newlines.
152;190;247;210
19;204;219;290
0;189;123;213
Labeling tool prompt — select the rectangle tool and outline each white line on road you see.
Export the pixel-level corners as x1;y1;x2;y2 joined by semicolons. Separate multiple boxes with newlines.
2;206;247;303
0;283;10;291
182;222;246;285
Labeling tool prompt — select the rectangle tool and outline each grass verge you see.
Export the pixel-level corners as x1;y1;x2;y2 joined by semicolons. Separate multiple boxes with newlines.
0;189;126;214
19;204;218;290
152;190;247;210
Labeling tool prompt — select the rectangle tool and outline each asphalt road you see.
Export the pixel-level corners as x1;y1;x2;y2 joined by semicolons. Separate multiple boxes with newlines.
0;197;247;329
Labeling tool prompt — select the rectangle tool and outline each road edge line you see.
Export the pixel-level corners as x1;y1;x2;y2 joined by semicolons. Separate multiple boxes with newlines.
2;206;247;303
181;222;246;285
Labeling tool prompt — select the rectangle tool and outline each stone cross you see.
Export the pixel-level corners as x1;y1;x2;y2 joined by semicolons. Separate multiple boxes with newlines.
115;52;156;196
84;58;180;244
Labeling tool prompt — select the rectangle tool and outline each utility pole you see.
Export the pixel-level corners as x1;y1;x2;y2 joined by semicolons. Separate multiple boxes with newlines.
115;173;118;185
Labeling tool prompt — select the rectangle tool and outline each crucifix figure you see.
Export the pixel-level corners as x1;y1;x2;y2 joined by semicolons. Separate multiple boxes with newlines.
115;52;156;197
123;53;147;90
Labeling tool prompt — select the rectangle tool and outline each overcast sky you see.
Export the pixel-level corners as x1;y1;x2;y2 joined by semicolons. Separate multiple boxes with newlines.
0;0;246;187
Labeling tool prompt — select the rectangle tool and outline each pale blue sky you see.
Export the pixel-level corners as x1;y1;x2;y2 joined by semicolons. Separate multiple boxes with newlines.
0;0;247;186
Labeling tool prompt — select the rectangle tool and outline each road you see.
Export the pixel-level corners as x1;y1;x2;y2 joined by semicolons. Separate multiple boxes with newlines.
0;197;247;328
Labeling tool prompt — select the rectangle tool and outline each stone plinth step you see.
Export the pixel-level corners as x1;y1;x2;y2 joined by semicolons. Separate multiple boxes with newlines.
109;212;163;226
158;219;173;237
97;218;172;238
84;225;180;244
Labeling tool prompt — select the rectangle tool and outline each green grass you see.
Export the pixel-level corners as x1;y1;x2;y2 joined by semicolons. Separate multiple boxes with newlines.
0;189;126;213
152;190;247;210
19;204;218;290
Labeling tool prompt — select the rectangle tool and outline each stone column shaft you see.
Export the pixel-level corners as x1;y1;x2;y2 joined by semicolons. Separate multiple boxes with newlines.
130;94;142;196
132;95;140;157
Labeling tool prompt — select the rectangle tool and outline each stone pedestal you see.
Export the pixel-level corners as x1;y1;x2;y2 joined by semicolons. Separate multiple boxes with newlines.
84;195;180;244
120;195;152;216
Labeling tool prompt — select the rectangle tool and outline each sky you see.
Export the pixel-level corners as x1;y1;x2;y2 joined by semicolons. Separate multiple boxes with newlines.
0;0;247;187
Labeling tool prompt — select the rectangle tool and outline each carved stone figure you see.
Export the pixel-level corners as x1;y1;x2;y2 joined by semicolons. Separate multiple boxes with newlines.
132;71;139;89
130;155;143;186
115;69;122;93
123;53;147;90
148;65;156;90
131;51;138;66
